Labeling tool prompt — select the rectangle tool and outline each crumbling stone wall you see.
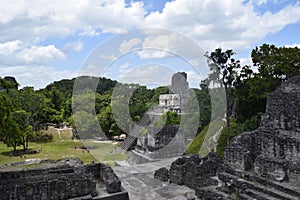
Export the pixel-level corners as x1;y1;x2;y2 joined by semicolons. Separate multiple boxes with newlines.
261;76;300;131
154;152;223;190
225;76;300;181
0;158;127;200
147;125;180;151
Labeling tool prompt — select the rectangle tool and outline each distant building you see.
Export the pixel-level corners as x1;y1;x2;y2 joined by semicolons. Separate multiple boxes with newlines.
150;72;190;116
159;94;181;113
124;72;190;164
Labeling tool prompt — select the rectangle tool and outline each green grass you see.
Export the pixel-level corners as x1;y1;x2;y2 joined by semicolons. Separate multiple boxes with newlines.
216;119;245;157
0;131;128;167
187;120;224;156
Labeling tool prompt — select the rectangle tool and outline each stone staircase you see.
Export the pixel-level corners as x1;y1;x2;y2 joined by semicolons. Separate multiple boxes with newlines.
218;172;299;200
119;115;151;153
194;163;300;200
212;166;300;200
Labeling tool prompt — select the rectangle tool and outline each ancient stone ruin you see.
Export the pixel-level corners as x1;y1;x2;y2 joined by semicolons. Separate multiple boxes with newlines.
154;76;300;199
225;75;300;181
119;72;191;164
0;158;129;200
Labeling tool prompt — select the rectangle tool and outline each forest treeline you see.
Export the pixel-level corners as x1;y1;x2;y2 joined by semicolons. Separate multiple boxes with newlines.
1;44;299;152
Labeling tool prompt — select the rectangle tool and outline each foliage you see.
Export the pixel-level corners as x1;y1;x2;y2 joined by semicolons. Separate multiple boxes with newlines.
216;114;261;157
0;94;22;151
30;131;53;142
187;120;224;155
216;119;244;157
1;43;299;154
251;44;300;79
205;48;240;145
155;111;181;126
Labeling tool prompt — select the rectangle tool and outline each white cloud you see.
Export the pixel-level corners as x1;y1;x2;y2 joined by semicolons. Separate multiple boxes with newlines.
117;63;131;78
1;0;300;89
0;65;77;89
143;0;300;51
63;41;83;52
119;38;142;53
0;44;65;65
18;45;65;63
137;33;186;59
119;65;174;86
239;57;253;66
100;53;117;60
0;40;22;55
249;0;268;6
186;70;205;88
284;43;300;48
0;0;146;44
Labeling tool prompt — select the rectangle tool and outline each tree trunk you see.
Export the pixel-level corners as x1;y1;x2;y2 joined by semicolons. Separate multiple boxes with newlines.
22;135;26;151
26;137;29;150
224;84;231;145
13;143;17;152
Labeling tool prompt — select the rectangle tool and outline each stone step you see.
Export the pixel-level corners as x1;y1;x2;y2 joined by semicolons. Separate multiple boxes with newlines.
218;172;299;200
238;192;258;200
222;167;300;198
243;189;275;200
195;186;232;200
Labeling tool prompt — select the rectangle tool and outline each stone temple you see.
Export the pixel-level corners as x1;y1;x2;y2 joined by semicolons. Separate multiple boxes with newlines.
119;72;191;164
150;72;190;116
225;75;300;181
154;76;300;199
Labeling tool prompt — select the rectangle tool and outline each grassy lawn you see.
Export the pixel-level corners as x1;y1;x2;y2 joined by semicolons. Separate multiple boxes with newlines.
187;120;224;156
0;133;128;167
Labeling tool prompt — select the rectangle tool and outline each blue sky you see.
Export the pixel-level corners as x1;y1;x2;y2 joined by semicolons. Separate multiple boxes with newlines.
0;0;300;89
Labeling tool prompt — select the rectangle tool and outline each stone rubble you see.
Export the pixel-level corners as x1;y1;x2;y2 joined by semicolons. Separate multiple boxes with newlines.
154;76;300;199
0;158;129;200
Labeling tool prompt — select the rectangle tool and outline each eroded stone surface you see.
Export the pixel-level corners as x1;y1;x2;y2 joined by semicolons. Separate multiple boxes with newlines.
152;76;300;199
225;76;300;180
113;158;196;200
155;153;223;190
0;158;128;200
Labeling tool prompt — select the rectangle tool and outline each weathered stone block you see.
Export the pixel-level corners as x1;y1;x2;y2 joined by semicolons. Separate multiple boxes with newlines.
154;167;169;182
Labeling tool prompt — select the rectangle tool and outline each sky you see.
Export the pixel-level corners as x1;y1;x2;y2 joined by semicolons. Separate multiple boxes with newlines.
0;0;300;89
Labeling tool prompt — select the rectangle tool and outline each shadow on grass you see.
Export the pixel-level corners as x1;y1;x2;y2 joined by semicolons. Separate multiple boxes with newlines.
1;149;40;157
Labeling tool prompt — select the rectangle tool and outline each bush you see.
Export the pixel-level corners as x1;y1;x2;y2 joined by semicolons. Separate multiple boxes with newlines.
30;132;53;142
216;114;261;157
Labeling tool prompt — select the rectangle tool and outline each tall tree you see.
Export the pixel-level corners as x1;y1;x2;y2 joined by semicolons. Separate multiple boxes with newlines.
19;87;50;130
252;44;300;79
0;94;22;151
12;110;36;150
205;48;240;145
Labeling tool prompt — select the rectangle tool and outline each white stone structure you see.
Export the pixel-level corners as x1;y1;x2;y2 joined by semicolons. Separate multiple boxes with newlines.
159;94;181;113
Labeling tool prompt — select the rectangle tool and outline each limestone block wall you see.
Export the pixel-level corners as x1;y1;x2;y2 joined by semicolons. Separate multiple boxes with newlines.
154;153;223;190
0;159;126;200
224;76;300;181
0;165;96;200
261;76;300;131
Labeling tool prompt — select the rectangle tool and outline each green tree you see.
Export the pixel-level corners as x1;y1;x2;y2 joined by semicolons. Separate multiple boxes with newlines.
0;76;19;93
252;44;300;79
18;87;50;129
205;48;240;145
155;111;181;126
0;94;22;151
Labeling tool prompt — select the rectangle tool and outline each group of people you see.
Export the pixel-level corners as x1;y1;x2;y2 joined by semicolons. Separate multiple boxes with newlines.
74;146;90;153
